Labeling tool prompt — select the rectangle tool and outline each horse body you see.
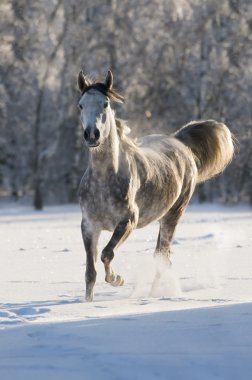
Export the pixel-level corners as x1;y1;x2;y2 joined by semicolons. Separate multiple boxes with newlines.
80;133;196;230
77;70;234;301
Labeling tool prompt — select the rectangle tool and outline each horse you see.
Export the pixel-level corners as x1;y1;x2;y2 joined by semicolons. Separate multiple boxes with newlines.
77;69;234;301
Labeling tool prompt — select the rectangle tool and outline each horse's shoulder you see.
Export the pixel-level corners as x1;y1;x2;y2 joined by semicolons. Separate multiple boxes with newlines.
79;168;88;186
78;169;93;199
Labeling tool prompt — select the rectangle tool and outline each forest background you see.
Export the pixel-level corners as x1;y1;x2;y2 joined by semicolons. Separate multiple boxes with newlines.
1;0;252;209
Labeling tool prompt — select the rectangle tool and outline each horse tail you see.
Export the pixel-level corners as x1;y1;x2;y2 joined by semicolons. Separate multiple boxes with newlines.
174;120;234;183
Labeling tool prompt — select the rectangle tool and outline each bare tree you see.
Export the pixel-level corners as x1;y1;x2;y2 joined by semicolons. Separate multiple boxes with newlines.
1;0;252;205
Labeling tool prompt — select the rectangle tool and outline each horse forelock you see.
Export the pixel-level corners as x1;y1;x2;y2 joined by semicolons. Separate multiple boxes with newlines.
81;81;124;103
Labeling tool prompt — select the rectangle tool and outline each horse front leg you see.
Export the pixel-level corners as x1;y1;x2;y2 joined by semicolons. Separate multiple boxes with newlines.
81;219;101;301
101;210;138;287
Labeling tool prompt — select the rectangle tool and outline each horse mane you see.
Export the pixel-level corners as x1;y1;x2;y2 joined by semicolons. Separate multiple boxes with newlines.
81;78;124;103
115;118;155;181
115;118;131;138
114;118;190;186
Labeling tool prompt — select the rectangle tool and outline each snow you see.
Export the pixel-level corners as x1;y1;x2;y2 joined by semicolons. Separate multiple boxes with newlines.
0;203;252;379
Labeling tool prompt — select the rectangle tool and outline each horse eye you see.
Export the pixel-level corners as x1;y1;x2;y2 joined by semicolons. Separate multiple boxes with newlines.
104;101;108;108
79;104;83;110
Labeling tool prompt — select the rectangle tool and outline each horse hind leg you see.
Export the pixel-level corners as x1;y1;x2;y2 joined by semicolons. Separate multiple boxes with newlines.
150;220;173;296
150;189;193;296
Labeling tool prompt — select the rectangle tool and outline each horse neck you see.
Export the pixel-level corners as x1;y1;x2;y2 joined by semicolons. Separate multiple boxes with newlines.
89;110;120;174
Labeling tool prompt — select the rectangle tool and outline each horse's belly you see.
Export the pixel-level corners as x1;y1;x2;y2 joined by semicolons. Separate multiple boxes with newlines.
136;181;181;228
137;201;170;228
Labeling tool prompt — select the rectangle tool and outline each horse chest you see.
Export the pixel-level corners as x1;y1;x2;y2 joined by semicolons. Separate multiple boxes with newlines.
80;176;130;229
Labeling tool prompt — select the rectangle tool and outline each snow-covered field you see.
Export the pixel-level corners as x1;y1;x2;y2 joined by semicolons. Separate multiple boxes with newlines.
0;202;252;379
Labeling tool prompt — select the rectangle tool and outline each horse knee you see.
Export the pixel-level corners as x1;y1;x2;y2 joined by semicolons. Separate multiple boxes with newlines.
101;249;114;264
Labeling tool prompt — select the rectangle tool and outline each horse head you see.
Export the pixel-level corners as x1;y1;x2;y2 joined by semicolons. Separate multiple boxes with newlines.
78;70;123;148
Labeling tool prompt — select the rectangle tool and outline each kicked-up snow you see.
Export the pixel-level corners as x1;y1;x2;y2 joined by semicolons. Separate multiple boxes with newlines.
0;203;252;379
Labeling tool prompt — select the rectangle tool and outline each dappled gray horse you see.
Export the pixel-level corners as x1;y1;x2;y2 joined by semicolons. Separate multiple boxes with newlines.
78;70;234;301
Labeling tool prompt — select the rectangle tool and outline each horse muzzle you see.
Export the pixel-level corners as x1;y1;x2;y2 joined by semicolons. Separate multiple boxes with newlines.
83;126;100;147
87;141;100;148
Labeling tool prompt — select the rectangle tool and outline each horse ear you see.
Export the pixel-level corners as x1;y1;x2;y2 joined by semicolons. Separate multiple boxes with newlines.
104;70;113;89
78;71;88;92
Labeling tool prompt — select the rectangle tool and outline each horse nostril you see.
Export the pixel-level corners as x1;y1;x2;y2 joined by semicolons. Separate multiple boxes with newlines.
84;129;89;141
94;129;100;140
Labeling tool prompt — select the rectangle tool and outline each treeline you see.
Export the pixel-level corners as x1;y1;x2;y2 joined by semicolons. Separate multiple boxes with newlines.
1;0;252;208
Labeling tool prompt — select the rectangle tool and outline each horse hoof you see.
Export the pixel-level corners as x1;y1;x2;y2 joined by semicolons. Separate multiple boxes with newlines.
110;275;124;287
